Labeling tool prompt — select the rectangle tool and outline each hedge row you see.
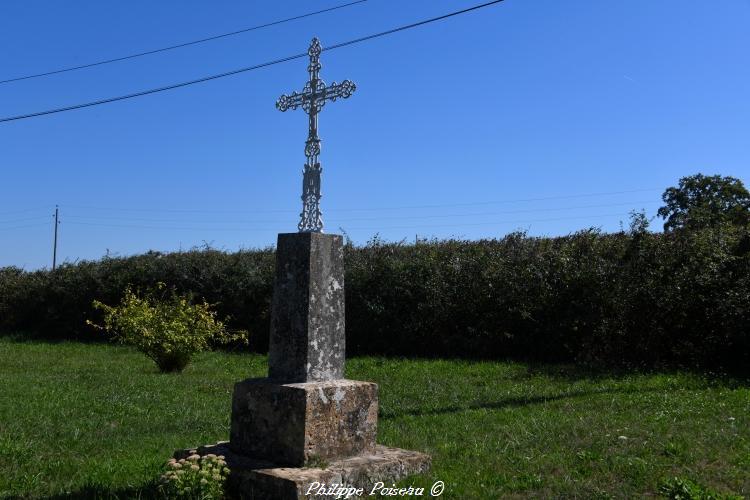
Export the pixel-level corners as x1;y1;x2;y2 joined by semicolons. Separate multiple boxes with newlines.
1;225;749;372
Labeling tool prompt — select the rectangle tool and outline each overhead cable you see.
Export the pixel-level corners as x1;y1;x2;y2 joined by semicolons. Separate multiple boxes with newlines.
0;0;506;124
0;223;51;231
60;200;660;225
60;187;659;214
60;210;643;232
0;0;368;85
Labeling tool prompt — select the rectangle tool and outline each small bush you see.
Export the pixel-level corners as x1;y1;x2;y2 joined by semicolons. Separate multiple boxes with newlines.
160;453;229;499
89;283;246;372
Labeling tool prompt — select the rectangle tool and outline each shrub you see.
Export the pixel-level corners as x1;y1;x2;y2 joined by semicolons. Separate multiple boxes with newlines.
89;283;247;372
160;453;229;499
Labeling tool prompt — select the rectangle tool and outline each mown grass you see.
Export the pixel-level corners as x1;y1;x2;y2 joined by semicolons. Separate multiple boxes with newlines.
0;338;748;499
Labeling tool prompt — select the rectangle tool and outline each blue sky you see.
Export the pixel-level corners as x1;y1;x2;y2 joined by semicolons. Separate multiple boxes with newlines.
1;0;749;269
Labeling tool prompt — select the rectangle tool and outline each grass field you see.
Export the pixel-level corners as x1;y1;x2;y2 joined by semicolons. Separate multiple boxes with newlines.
0;338;748;499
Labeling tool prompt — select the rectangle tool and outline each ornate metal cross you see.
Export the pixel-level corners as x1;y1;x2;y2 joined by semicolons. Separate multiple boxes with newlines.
276;37;356;233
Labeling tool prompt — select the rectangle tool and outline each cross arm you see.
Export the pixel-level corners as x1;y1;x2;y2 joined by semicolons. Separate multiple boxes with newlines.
321;80;357;102
276;91;306;112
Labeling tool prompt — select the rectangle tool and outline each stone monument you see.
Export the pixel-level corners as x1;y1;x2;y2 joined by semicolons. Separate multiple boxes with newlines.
175;38;430;499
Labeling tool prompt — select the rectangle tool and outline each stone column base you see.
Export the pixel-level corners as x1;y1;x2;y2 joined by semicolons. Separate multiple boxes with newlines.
230;378;378;467
175;442;431;500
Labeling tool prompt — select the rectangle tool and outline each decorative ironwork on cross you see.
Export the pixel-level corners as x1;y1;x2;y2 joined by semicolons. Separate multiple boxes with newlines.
276;37;356;233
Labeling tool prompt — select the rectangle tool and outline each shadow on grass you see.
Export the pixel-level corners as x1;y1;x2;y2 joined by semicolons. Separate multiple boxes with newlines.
0;332;66;343
380;385;668;420
515;361;750;387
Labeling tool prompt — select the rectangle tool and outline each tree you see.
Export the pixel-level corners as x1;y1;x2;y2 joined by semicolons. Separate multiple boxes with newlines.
657;174;750;231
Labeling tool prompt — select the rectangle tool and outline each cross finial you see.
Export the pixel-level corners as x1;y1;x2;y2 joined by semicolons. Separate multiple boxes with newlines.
276;38;357;233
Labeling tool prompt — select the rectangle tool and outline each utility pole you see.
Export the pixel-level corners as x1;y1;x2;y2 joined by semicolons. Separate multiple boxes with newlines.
52;205;59;271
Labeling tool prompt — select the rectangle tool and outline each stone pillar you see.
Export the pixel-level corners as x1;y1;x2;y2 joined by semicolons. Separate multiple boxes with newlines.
230;232;378;466
217;232;430;495
267;232;345;383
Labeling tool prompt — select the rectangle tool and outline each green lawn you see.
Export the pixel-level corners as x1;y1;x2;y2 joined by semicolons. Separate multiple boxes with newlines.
0;338;748;499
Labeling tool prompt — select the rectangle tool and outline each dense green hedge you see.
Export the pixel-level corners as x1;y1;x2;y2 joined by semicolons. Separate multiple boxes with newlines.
1;225;749;372
0;249;275;351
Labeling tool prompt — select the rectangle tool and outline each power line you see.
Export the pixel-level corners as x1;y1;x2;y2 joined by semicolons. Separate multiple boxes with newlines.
327;189;663;212
63;211;642;232
0;207;51;216
60;188;661;215
61;200;660;225
328;200;660;221
63;204;295;214
340;212;643;231
0;0;506;124
0;222;50;231
0;52;308;124
0;0;368;85
65;221;277;231
0;186;660;226
63;214;285;224
0;215;51;225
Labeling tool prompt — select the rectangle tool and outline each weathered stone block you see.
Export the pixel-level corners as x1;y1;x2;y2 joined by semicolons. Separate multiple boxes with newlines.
268;232;345;383
230;378;377;466
175;443;432;500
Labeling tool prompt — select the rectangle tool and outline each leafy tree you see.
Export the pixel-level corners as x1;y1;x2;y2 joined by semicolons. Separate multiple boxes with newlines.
657;174;750;231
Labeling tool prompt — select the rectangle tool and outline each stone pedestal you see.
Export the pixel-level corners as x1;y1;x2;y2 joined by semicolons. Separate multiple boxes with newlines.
175;443;431;500
230;378;378;466
178;232;430;497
